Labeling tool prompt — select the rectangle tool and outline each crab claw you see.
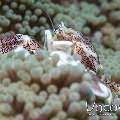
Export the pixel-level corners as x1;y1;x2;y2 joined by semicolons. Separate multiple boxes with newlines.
90;72;112;104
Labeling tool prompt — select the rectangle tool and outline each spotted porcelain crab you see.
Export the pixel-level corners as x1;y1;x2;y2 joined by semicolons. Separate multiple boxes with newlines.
0;24;113;103
44;22;112;103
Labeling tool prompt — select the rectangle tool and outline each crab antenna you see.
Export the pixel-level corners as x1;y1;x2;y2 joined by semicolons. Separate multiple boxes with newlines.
44;11;55;32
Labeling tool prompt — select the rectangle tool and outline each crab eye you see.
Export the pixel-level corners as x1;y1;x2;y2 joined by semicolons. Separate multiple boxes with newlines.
16;34;22;39
29;50;34;54
59;29;63;34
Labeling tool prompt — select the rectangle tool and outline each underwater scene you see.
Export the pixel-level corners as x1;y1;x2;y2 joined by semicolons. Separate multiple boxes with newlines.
0;0;120;120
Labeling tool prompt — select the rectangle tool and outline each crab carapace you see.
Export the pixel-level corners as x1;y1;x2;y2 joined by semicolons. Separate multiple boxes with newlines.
52;22;100;73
